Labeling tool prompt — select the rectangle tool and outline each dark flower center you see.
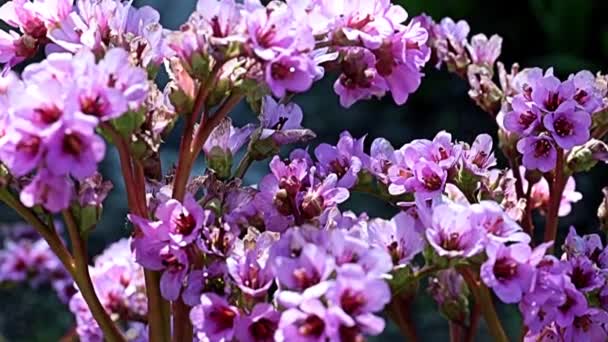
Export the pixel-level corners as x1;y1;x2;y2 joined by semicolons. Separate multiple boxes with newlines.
574;89;589;105
293;267;320;289
544;92;563;111
340;289;366;315
35;106;62;124
553;117;574;137
17;136;41;155
493;257;518;281
518;111;537;129
573;314;592;332
569;265;594;290
339;325;365;342
422;173;442;191
387;241;402;264
270;62;291;81
440;232;462;251
250;318;277;340
472;151;488;168
298;315;325;337
81;95;107;118
62;133;84;156
533;139;552;158
173;213;196;236
209;307;237;332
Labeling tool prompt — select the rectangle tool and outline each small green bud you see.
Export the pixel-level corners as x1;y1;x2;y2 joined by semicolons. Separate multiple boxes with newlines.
207;147;233;180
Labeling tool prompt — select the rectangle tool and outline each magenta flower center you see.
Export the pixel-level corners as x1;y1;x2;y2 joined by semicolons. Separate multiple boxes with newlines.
533;139;552;158
173;212;196;236
81;95;107;118
440;232;462;251
472;151;488;168
493;257;517;281
292;267;320;289
569;265;593;290
544;92;563;111
574;89;589;105
16;135;41;155
34;106;62;124
518;111;536;129
270;62;293;81
340;289;366;315
553;116;574;137
62;133;84;156
422;172;442;191
573;314;593;333
250;318;277;340
209;306;237;332
298;314;325;337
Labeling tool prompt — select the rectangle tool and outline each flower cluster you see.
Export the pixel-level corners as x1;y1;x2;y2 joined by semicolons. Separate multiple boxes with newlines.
166;0;430;108
0;0;165;69
0;47;147;212
501;68;605;172
69;239;147;341
491;227;608;341
0;222;73;302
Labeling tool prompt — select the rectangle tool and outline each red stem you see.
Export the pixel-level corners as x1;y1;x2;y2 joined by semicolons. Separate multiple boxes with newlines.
543;149;566;253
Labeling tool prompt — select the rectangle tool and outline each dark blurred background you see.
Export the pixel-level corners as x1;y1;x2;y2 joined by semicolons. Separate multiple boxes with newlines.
1;0;608;340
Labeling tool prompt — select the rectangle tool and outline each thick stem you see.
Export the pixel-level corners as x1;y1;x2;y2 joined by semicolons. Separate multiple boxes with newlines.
543;149;566;252
63;210;126;342
465;302;481;342
388;298;419;342
449;321;464;342
104;124;171;342
458;267;508;342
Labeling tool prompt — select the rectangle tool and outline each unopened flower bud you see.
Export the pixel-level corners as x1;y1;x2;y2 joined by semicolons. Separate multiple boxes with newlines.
301;193;324;220
567;139;608;173
428;270;470;324
207;147;233;180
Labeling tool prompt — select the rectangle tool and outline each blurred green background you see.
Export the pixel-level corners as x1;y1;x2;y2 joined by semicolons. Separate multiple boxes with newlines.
1;0;608;340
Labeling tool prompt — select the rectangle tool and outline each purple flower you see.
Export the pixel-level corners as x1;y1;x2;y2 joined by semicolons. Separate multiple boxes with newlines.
245;1;313;61
259;96;315;145
542;102;591;149
275;298;344;342
565;256;603;293
563;309;608;342
404;160;446;200
426;203;484;258
469;201;531;244
517;135;557;172
481;242;535;303
20;170;73;212
555;283;587;328
154;193;208;247
98;48;148;109
463;134;497;175
159;245;189;300
227;249;273;298
326;264;390;336
503;95;543;136
374;21;430;105
235;303;280;342
563;227;602;261
191;293;239;342
570;70;605;113
194;0;244;44
300;171;350;220
334;47;387;108
0;118;46;177
265;53;317;97
467;34;502;67
46;113;105;180
273;242;334;291
314;131;368;189
532;75;575;114
367;212;424;266
368;137;397;184
182;262;228;306
204;117;255;156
